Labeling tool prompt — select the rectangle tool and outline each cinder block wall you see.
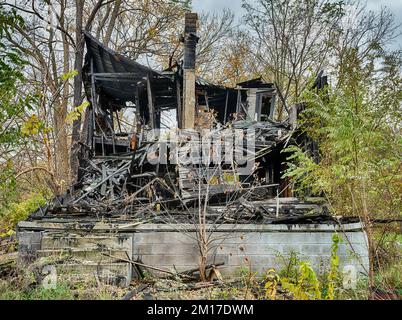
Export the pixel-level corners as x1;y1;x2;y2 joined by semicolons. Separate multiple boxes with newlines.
132;223;369;277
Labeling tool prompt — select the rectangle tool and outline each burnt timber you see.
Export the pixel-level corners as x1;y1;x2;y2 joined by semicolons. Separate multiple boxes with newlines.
25;31;331;223
16;13;366;286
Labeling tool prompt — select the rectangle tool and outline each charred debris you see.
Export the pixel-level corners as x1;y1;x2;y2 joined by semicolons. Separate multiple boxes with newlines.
28;14;356;228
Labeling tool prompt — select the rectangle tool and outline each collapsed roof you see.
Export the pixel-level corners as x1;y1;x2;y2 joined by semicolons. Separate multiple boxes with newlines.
24;30;334;226
82;32;266;126
83;32;175;109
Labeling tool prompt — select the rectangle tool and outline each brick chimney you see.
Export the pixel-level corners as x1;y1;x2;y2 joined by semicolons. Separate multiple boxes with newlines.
182;13;198;129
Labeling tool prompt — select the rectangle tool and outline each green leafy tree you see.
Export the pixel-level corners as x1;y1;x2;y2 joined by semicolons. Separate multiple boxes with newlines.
0;8;35;210
0;8;33;147
0;9;49;236
283;47;402;286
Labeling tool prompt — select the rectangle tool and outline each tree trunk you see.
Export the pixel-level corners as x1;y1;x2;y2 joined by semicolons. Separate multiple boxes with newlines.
70;0;84;182
56;1;71;192
53;101;69;191
49;7;69;192
103;0;121;46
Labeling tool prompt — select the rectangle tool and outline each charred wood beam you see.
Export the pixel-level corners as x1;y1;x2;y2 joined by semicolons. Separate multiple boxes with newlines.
72;161;131;204
224;90;229;123
176;78;183;129
147;74;155;129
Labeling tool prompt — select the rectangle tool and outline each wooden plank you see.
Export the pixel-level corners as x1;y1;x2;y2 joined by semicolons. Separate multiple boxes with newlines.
146;74;155;129
224;90;229;123
176;78;182;128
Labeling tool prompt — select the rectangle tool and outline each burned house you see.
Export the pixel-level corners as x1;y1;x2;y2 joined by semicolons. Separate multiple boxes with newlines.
17;13;369;286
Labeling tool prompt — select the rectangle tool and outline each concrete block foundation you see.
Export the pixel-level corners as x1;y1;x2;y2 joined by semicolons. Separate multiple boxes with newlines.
131;223;369;277
17;221;369;284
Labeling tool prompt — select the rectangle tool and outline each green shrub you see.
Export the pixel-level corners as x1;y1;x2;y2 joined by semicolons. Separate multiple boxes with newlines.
0;192;47;237
264;233;342;300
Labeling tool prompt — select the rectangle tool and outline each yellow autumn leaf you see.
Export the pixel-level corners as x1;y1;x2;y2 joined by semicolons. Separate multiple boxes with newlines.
61;69;78;81
148;27;157;38
21;114;41;136
66;101;90;124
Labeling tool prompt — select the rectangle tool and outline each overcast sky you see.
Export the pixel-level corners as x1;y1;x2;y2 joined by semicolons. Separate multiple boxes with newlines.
192;0;402;49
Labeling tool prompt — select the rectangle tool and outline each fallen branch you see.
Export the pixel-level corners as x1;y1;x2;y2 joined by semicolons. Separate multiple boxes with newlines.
179;262;225;276
102;252;178;276
122;283;149;300
125;251;144;279
185;281;223;290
